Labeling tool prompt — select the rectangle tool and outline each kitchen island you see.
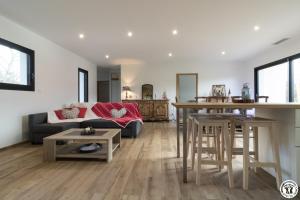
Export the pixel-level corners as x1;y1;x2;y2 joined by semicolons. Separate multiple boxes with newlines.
172;102;300;184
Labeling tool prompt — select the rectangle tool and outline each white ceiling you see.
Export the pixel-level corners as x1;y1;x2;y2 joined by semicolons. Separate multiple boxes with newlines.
0;0;300;66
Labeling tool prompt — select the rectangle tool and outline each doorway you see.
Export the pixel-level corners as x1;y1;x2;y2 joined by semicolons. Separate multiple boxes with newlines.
97;65;121;102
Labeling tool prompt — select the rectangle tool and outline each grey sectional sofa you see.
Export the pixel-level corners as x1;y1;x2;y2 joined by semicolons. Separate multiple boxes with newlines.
28;112;143;144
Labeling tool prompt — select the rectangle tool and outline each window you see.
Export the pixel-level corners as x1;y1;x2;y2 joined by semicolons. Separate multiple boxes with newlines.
0;38;35;91
255;53;300;103
78;68;88;102
257;62;289;102
292;58;300;102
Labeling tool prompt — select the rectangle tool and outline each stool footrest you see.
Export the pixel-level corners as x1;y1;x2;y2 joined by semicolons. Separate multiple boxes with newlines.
193;147;218;153
249;161;276;168
200;160;229;166
232;148;255;155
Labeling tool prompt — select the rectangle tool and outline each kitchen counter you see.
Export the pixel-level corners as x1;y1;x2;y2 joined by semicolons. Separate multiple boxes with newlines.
172;102;300;184
172;102;300;109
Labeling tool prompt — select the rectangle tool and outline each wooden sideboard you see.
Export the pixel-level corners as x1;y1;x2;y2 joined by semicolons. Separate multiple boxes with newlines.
122;99;169;121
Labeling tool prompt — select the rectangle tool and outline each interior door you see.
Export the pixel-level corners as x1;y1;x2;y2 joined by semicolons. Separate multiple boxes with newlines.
97;81;110;102
176;73;198;102
110;72;121;102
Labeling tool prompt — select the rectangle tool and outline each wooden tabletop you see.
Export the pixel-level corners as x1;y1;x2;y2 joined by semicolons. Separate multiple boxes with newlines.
172;102;300;109
44;128;121;140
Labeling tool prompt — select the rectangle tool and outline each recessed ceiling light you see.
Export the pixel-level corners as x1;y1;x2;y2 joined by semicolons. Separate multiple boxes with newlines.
221;51;226;55
172;29;178;35
254;25;260;31
79;33;85;39
127;31;133;37
105;54;109;59
168;52;173;57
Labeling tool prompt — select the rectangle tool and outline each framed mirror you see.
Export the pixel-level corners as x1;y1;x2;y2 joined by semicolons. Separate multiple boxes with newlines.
176;73;198;102
142;84;153;100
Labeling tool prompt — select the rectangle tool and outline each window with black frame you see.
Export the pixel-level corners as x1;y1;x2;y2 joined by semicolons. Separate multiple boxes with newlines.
78;68;88;102
292;58;300;102
255;53;300;103
0;38;35;91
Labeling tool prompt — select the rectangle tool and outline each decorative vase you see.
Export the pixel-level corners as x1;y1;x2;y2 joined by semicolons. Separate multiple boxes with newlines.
228;89;232;102
162;91;167;100
241;83;250;100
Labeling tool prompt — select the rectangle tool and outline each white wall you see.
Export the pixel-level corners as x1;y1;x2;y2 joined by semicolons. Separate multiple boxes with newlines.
0;15;97;148
242;35;300;94
121;59;243;119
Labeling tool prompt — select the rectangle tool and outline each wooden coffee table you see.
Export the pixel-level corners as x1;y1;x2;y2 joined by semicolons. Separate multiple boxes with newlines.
43;128;121;162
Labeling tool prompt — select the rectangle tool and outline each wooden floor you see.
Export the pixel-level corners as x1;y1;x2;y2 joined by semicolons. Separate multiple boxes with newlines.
0;122;294;200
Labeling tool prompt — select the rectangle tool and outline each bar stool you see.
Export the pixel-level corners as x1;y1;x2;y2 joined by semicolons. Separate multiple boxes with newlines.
230;96;270;161
193;115;234;188
188;113;212;158
190;116;220;170
234;116;282;190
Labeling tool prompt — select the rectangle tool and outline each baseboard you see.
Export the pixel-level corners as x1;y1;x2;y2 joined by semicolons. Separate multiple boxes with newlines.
0;140;29;151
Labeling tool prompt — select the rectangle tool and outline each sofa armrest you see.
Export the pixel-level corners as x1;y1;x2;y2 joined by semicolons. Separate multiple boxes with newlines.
29;113;48;127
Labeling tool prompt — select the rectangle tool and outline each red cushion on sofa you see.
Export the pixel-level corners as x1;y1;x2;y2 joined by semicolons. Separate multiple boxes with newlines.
54;110;65;120
78;107;87;118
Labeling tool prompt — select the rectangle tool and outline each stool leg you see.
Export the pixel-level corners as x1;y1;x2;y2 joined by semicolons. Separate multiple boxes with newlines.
221;129;225;169
253;126;259;173
213;127;218;169
187;118;192;158
191;122;197;170
216;127;221;172
243;124;250;190
207;126;211;157
230;120;235;159
196;124;203;185
223;122;234;188
270;123;282;190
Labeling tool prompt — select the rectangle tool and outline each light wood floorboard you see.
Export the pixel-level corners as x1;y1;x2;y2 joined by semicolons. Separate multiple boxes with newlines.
0;122;296;200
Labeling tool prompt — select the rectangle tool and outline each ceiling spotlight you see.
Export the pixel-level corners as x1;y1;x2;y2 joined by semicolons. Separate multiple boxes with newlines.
254;25;260;31
221;51;226;55
105;54;109;59
127;31;133;37
172;29;178;35
168;52;173;57
79;33;85;39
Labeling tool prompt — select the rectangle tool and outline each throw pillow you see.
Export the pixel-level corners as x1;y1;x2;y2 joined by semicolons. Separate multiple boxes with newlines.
62;107;80;119
111;108;127;118
78;107;87;118
54;110;65;120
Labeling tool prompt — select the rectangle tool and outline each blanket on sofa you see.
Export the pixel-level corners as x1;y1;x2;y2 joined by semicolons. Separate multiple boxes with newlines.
91;102;143;128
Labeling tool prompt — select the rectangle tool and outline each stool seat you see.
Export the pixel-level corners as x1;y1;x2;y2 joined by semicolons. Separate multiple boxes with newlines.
235;116;276;123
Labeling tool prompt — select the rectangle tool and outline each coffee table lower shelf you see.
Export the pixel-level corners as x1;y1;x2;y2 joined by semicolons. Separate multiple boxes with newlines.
56;143;120;160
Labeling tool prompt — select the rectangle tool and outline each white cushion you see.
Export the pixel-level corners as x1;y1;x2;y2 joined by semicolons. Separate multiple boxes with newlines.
111;108;127;118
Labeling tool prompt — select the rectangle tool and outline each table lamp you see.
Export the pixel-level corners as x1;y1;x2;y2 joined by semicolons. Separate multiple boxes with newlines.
122;86;131;99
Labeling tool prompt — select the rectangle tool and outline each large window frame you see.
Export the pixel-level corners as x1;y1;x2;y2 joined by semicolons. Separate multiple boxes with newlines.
78;68;88;102
254;52;300;102
0;37;35;91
